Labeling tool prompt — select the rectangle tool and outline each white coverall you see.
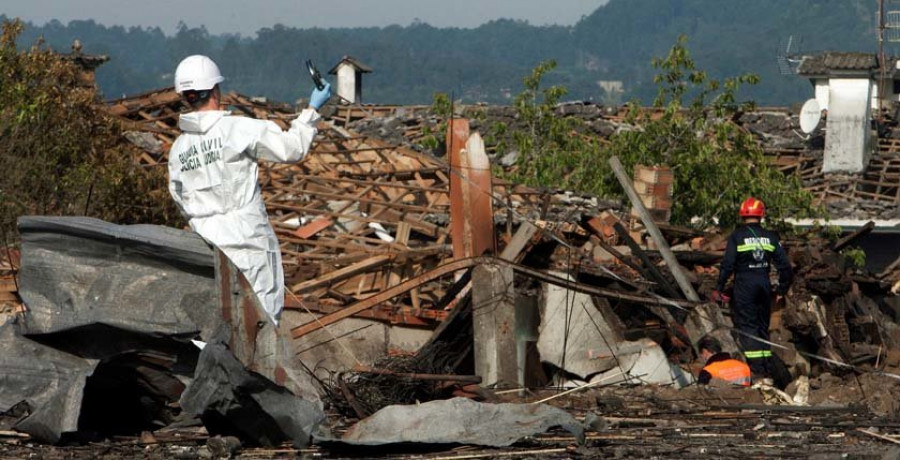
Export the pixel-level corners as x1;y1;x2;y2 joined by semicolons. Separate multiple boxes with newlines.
168;109;320;324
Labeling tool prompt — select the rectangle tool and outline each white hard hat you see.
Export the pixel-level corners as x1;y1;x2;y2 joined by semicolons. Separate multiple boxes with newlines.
174;55;224;94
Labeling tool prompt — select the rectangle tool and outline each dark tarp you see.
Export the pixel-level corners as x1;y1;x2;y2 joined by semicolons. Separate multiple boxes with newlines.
17;216;219;338
4;216;218;442
0;322;96;444
335;397;584;448
180;327;326;448
7;216;322;446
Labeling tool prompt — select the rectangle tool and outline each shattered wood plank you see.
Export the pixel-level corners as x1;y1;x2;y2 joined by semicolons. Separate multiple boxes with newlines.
267;202;439;237
291;255;393;294
592;236;646;276
644;249;724;265
609;156;700;302
388;222;412;288
0;278;17;292
656;223;707;240
414;172;439;207
290;257;697;339
878;254;900;279
284;297;450;328
277;233;381;253
325;190;436;215
294;218;333;239
340;378;369;419
293;174;448;194
410;284;422;310
856;429;900;446
832;221;875;252
291;258;478;338
338;167;446;179
499;222;539;262
286;245;449;265
613;222;681;299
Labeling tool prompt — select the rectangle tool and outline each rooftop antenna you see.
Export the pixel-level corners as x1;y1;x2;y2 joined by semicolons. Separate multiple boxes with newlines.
776;35;803;76
879;0;886;115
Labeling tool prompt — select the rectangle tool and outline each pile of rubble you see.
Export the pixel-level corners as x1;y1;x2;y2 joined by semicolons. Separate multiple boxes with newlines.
345;101;900;222
1;89;900;458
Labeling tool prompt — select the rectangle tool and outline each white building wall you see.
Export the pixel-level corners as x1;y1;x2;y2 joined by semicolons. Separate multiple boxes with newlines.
815;77;897;112
870;80;880;111
814;79;830;111
336;64;357;104
823;78;872;173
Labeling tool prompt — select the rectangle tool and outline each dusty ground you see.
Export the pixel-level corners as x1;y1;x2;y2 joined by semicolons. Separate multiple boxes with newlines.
5;376;900;460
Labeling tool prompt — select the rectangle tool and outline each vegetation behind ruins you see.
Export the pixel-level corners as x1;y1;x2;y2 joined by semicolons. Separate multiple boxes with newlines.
6;0;884;106
497;38;820;229
0;20;181;239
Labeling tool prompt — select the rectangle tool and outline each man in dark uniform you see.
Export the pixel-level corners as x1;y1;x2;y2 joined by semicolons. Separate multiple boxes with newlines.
713;197;793;384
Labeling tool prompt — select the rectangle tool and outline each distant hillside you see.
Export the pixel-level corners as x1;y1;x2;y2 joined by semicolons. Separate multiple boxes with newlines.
6;0;888;105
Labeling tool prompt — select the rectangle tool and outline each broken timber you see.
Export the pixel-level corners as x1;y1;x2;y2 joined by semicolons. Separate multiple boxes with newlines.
290;256;698;339
609;156;700;302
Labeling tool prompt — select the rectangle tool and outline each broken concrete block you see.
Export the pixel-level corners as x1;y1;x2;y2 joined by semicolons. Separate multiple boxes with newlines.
683;302;740;354
631;165;674;223
633;180;673;198
538;274;626;379
472;263;517;387
592;338;692;388
592;245;615;264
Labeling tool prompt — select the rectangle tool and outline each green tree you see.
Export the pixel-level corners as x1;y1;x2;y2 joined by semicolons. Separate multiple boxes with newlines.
0;19;179;238
505;60;608;189
504;37;819;228
606;36;818;228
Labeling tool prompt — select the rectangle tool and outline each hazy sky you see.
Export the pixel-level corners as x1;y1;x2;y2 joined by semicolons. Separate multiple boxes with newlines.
1;0;609;35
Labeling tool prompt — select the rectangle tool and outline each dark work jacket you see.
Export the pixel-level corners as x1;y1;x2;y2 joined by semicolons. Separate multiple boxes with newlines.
716;223;793;295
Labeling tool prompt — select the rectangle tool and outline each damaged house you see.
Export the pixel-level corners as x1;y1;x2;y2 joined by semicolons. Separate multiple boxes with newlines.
4;54;900;457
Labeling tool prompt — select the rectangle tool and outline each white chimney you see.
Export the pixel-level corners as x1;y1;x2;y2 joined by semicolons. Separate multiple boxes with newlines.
328;56;373;105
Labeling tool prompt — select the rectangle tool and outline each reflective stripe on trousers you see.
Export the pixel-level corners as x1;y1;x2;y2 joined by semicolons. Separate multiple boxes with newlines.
744;350;773;359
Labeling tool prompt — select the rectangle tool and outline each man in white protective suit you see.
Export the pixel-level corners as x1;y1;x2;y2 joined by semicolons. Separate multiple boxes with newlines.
168;55;331;324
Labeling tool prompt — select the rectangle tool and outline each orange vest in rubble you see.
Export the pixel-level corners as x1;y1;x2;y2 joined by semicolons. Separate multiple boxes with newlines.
702;359;751;387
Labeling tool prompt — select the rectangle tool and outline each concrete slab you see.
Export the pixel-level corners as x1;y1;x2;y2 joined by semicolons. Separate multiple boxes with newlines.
286;310;388;373
537;275;622;379
388;326;432;354
593;338;693;388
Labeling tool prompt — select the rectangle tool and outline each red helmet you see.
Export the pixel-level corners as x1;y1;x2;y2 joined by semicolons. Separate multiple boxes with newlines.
739;197;765;218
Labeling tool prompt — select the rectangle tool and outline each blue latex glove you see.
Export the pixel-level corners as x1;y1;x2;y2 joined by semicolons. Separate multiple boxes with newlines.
309;82;332;110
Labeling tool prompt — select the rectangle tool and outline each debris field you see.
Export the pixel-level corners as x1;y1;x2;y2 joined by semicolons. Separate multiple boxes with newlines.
1;86;900;459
